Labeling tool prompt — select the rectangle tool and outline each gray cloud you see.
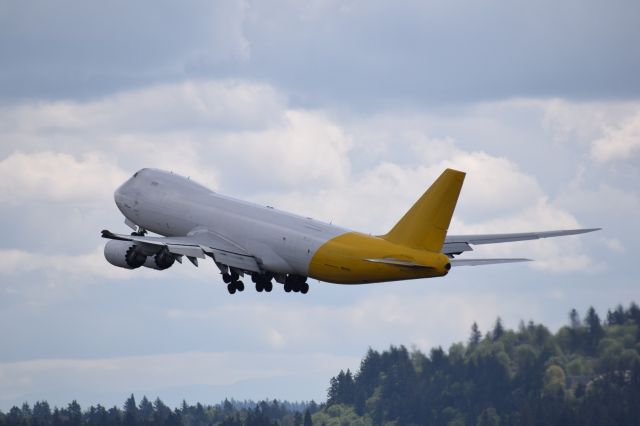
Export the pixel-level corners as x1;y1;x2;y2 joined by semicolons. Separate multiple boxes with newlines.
1;0;639;105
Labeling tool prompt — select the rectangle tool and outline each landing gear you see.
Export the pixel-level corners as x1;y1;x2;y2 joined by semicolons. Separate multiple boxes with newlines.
284;275;310;294
226;280;244;294
223;271;244;294
252;274;274;293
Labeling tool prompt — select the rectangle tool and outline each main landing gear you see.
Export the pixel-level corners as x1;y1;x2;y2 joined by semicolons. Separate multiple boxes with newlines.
222;272;309;295
252;274;273;293
284;275;309;294
222;271;244;294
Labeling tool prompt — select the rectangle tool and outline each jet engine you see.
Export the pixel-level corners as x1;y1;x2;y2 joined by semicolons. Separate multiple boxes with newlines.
104;240;148;269
143;247;176;270
104;240;177;271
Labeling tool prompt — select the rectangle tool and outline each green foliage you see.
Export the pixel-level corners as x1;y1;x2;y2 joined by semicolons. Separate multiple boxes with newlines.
323;303;640;425
2;303;639;426
0;399;318;426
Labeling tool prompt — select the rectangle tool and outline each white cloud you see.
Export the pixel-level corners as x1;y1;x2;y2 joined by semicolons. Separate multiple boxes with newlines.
0;80;284;135
0;151;128;204
605;239;625;253
0;247;131;281
215;110;353;189
591;110;640;163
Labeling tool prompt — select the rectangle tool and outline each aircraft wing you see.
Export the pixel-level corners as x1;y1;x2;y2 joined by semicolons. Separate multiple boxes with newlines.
442;228;601;256
101;229;262;273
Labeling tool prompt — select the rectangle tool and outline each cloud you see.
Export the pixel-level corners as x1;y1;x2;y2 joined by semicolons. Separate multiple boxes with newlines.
0;0;250;100
3;0;639;105
591;110;640;163
214;110;353;189
0;151;128;204
0;246;129;280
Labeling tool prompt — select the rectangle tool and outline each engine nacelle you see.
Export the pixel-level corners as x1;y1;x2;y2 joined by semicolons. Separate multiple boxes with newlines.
143;248;176;270
104;240;148;269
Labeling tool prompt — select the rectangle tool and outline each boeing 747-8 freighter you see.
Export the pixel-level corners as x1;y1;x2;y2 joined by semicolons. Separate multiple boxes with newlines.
102;168;599;294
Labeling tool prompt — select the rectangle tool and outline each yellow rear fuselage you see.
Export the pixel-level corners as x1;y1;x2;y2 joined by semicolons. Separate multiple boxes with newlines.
309;232;451;284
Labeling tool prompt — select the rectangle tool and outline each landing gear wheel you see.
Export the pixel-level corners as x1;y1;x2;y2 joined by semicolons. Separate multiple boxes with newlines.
284;283;292;293
236;281;245;292
256;282;264;292
222;274;232;284
300;282;309;294
227;283;236;294
265;282;273;292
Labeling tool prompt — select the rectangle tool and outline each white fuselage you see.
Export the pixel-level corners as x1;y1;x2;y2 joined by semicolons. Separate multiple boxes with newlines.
114;169;347;276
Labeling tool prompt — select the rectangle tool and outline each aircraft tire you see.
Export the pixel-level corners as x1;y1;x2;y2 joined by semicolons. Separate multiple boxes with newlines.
227;283;236;294
300;283;309;294
265;282;273;292
222;274;232;284
256;282;264;292
236;281;245;292
284;283;292;292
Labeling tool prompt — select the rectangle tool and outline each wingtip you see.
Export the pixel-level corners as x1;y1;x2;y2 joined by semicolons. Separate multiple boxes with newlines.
576;228;602;234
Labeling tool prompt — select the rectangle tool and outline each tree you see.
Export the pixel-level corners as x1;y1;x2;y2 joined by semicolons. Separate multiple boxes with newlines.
153;398;171;425
542;365;566;397
492;317;505;341
607;304;626;326
569;308;582;328
469;322;482;347
477;407;500;426
585;306;604;354
628;302;640;325
138;396;154;424
124;394;138;426
303;409;313;426
67;401;82;426
33;401;52;426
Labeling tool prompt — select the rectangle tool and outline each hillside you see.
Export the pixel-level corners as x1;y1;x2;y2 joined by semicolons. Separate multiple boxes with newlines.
1;303;639;426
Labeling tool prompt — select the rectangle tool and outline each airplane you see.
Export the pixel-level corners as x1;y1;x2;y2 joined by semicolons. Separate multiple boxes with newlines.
102;168;600;294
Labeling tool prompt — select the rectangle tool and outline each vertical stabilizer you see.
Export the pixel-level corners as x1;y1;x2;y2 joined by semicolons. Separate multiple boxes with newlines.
381;168;465;252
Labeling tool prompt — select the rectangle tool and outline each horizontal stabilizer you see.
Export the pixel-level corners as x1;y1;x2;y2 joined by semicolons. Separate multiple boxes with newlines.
364;258;436;269
450;258;532;267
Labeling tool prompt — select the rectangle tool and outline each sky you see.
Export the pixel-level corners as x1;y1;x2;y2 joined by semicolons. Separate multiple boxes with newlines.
1;0;639;411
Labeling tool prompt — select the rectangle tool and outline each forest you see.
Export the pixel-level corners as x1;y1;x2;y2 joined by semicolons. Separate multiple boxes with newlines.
1;303;639;425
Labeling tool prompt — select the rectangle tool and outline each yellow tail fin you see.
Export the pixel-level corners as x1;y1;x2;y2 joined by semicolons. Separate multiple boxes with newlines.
381;168;465;252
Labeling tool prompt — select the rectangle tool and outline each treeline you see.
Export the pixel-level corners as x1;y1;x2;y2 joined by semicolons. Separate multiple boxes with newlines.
0;397;317;426
2;303;639;425
325;303;640;425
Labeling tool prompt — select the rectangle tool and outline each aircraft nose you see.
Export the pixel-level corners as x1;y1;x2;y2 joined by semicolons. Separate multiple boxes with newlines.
114;181;134;212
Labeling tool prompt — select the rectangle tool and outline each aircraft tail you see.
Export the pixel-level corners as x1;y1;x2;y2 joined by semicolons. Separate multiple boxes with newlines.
381;168;465;252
